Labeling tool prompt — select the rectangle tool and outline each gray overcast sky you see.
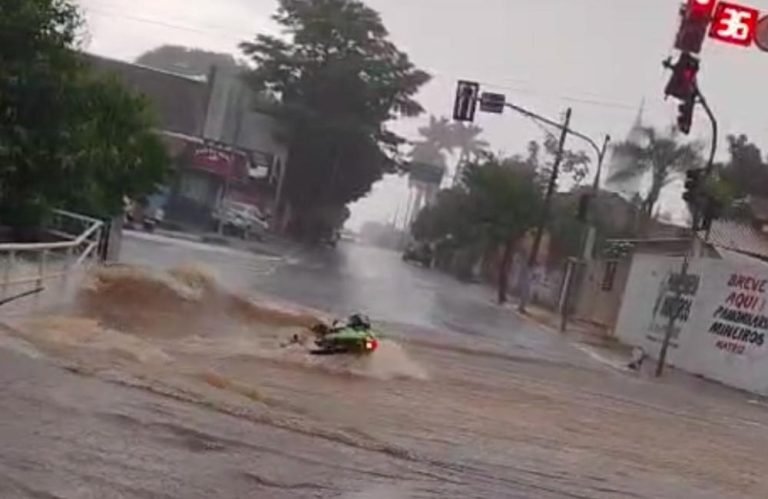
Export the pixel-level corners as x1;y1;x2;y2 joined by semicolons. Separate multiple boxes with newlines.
78;0;768;227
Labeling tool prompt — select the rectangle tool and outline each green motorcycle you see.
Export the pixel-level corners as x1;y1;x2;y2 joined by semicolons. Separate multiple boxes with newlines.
310;314;380;356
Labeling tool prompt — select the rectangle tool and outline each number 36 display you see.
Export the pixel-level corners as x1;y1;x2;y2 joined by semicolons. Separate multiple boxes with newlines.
709;1;761;47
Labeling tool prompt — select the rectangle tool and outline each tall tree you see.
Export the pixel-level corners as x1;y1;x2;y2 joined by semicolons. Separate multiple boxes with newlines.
409;116;489;184
451;122;489;181
136;45;243;77
464;157;542;304
61;76;169;217
609;126;701;218
417;116;455;153
240;0;430;239
0;0;168;234
719;135;768;198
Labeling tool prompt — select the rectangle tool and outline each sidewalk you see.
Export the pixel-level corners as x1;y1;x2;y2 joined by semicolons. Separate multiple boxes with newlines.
150;228;293;258
512;302;636;372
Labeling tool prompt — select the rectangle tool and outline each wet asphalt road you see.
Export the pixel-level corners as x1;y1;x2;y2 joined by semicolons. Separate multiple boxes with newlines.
120;232;585;367
2;232;767;498
0;232;595;499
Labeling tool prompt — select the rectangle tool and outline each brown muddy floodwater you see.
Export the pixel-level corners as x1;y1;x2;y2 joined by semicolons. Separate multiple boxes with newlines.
1;264;768;498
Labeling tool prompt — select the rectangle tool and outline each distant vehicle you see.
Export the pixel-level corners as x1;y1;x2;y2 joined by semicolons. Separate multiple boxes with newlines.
402;243;432;267
214;200;269;240
124;198;164;233
318;230;340;248
339;229;358;243
142;207;164;232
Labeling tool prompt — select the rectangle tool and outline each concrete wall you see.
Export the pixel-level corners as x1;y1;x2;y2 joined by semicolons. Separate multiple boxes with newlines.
203;68;288;170
84;54;209;137
573;258;632;328
615;253;768;395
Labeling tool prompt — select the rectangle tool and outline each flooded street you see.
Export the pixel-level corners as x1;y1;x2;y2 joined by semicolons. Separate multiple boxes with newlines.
0;233;767;498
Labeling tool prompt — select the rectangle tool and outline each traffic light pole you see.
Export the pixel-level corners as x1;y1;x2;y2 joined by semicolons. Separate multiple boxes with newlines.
518;109;571;313
656;83;717;377
560;134;611;332
698;89;718;176
501;101;611;313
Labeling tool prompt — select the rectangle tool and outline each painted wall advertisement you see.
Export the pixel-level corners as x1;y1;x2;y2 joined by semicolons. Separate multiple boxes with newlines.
616;254;768;395
707;273;768;356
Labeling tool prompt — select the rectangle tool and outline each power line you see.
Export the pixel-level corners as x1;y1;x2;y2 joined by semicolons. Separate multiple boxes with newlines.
82;3;658;115
84;7;256;45
426;71;652;115
84;0;267;39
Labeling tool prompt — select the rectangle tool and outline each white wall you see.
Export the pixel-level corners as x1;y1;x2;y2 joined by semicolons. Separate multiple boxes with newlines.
616;253;768;395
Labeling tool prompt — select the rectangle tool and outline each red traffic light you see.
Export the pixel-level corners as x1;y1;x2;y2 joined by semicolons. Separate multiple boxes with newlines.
689;0;717;18
676;0;717;53
664;53;700;100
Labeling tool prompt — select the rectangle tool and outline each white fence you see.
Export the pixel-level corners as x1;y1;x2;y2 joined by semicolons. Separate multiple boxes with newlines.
0;210;105;313
616;253;768;395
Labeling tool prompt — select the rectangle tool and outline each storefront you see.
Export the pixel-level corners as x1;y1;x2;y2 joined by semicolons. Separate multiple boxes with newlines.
160;133;279;231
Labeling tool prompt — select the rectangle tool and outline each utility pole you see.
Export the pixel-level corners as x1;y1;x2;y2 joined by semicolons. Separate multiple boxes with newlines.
519;108;572;313
656;83;717;377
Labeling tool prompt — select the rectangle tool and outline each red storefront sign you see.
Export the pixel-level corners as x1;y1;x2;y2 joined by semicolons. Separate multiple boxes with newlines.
190;145;249;180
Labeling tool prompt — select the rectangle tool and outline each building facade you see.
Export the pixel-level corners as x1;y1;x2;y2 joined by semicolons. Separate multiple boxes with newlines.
84;53;288;231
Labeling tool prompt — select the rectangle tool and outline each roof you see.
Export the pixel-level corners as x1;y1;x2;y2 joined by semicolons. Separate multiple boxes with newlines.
707;220;768;260
747;196;768;222
717;248;768;267
82;53;210;137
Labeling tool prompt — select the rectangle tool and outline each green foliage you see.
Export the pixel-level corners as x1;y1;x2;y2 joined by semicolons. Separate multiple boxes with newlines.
411;188;474;244
0;0;83;227
0;0;169;229
719;134;768;197
413;155;542;247
519;137;591;192
240;0;430;236
61;76;169;217
542;135;591;186
705;134;768;222
463;157;542;245
609;126;702;217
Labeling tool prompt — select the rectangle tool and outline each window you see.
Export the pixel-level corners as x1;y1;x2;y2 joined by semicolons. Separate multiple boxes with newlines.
179;173;211;203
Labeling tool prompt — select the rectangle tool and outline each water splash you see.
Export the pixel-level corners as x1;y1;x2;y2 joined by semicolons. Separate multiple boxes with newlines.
9;264;427;382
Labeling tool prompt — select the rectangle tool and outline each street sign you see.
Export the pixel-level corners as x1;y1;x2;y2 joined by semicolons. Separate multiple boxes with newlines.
709;1;760;47
754;15;768;51
453;80;479;122
479;92;506;114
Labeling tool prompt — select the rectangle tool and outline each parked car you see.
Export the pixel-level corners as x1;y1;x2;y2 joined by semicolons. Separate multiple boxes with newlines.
402;243;433;267
214;201;269;240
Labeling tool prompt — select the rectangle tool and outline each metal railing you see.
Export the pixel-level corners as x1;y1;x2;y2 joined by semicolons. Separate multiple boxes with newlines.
0;210;106;311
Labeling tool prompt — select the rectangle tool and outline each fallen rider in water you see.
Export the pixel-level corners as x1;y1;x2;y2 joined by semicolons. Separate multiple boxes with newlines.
284;313;380;355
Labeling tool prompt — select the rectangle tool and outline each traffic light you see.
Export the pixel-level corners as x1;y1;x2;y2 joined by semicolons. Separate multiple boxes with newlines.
683;169;703;204
453;80;479;122
675;0;717;53
664;52;700;100
677;93;696;135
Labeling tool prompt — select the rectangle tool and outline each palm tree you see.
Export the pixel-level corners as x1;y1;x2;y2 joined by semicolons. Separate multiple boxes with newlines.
409;116;456;166
451;122;489;183
609;126;701;219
